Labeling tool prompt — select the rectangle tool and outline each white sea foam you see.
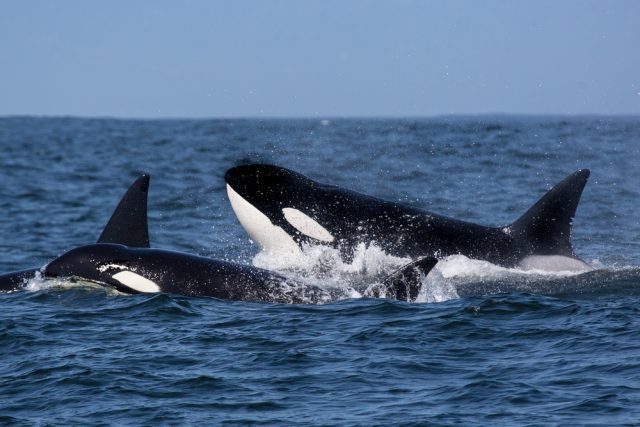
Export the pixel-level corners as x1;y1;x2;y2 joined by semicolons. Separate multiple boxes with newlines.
252;243;598;303
23;270;52;292
437;254;587;279
22;271;121;295
253;242;411;289
414;268;460;303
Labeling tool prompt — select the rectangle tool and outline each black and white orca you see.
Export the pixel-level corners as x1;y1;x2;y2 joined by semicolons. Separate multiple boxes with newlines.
225;164;592;272
0;175;151;293
44;244;435;303
42;243;338;303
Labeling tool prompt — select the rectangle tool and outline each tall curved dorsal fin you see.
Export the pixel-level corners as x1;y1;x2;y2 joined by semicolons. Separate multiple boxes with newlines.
509;169;590;257
97;174;150;248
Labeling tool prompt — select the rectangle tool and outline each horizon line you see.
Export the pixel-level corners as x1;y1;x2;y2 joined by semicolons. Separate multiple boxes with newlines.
1;112;639;121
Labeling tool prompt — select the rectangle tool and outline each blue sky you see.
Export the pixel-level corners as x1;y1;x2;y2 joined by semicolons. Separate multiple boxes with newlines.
1;0;638;117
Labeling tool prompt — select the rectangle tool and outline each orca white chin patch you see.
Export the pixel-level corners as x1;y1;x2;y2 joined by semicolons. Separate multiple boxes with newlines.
282;208;334;243
226;184;302;256
112;271;160;293
518;255;592;273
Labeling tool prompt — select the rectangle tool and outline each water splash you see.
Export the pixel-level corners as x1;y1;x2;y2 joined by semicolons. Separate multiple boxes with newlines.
23;271;122;296
253;245;640;302
437;254;585;280
253;242;412;288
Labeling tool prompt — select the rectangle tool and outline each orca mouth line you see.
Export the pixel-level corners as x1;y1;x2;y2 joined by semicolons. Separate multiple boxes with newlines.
226;183;303;256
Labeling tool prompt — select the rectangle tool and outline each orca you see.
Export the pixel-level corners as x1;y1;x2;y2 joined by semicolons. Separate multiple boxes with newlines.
43;244;438;303
42;243;334;303
0;175;151;293
224;164;592;272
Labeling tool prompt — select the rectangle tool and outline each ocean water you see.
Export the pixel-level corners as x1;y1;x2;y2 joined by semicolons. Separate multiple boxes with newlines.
1;116;640;425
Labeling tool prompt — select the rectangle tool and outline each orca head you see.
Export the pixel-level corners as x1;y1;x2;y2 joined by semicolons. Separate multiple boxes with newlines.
225;164;336;254
44;243;160;293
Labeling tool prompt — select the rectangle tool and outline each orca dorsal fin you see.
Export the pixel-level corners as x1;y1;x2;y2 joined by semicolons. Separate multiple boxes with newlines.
97;174;150;248
509;169;590;258
381;257;439;302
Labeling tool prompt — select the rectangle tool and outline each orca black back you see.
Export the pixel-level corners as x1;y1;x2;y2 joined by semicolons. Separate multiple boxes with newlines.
225;164;591;270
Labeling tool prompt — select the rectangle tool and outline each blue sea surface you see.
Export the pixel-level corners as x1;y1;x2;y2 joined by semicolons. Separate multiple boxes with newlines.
1;116;640;425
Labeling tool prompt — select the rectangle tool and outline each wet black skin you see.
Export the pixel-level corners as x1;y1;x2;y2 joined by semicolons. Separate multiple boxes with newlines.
225;164;590;267
43;243;331;303
0;268;40;293
43;244;439;303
